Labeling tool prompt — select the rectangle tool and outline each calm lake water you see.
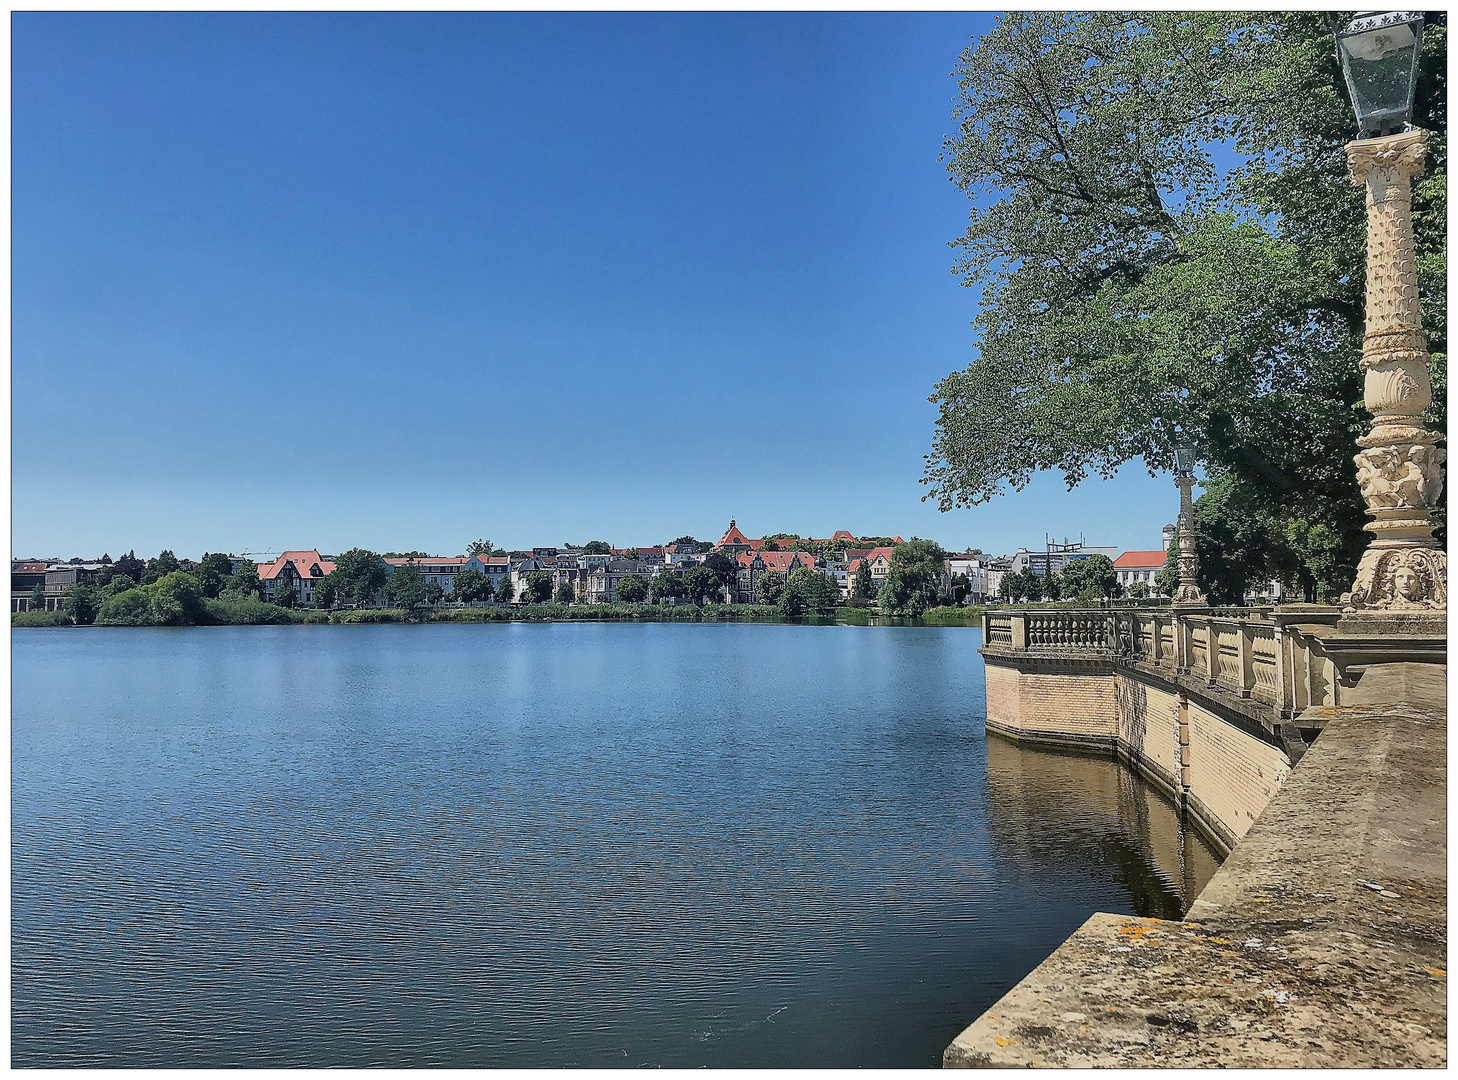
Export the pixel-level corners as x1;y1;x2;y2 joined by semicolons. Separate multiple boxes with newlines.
12;623;1220;1067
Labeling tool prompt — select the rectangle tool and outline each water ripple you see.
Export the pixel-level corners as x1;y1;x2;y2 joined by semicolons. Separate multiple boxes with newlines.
13;623;1220;1067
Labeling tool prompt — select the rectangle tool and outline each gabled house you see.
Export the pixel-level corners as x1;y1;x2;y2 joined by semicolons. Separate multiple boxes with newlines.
256;551;337;605
1114;550;1167;592
734;549;827;603
714;520;754;554
865;547;897;588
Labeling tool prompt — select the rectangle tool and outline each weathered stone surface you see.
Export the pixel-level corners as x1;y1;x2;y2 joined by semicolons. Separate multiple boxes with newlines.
1343;660;1446;709
944;699;1446;1068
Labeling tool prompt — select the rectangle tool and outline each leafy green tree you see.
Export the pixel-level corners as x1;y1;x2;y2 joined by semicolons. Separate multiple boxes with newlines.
682;565;722;606
1060;555;1118;600
95;588;156;626
1021;570;1046;603
780;567;839;617
581;540;613;555
496;575;516;603
466;538;494;557
141;550;181;585
761;539;780;552
651;572;686;603
616;574;649;603
196;553;234;599
924;11;1447;602
1155;540;1181;599
103;551;145;586
878;540;948;616
1042;570;1064;602
755;571;785;604
326;549;388;607
314;575;338;608
62;585;100;625
1128;581;1151;599
948;572;972;605
228;560;262;600
454;568;493;603
999;566;1045;603
848;561;876;607
386;563;428;608
1158;474;1322;603
424;580;446;605
701;551;739;592
150;572;205;625
523;570;554;604
273;581;298;608
99;573;136;600
554;579;576;605
28;583;46;611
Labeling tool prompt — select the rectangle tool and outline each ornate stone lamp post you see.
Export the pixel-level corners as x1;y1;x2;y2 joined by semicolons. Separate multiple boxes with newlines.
1172;445;1206;607
1336;11;1446;612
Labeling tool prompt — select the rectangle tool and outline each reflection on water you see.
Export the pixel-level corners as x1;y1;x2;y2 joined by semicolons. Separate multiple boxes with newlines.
13;623;1221;1068
984;737;1221;919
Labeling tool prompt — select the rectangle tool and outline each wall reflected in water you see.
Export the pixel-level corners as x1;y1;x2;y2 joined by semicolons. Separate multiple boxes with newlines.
984;735;1222;920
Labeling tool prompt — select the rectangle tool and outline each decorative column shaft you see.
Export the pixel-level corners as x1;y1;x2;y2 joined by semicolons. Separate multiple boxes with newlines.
1343;129;1447;612
1173;476;1206;607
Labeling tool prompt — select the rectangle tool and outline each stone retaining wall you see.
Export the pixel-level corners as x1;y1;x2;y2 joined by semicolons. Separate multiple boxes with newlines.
945;697;1447;1068
983;650;1289;853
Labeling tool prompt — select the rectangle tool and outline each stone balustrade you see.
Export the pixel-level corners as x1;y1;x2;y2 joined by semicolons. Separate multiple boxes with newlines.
981;604;1443;719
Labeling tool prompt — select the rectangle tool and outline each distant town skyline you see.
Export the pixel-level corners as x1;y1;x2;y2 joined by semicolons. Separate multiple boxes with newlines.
15;12;1182;560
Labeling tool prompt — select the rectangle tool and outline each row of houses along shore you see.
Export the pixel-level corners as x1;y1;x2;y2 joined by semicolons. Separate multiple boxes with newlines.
13;520;1194;612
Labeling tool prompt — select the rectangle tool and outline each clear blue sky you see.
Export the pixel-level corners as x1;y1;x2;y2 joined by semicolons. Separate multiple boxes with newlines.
14;12;1178;560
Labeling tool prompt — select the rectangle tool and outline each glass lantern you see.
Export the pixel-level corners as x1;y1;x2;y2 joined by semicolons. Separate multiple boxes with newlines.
1337;11;1424;138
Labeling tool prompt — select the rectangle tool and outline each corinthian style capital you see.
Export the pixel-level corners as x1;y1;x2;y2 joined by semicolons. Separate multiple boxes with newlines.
1346;128;1428;188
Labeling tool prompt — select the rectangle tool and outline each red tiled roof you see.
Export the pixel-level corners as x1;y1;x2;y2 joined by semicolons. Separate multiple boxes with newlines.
1114;550;1168;569
256;551;336;581
846;558;866;572
756;550;806;572
831;531;855;541
716;522;752;547
13;562;49;573
866;547;896;564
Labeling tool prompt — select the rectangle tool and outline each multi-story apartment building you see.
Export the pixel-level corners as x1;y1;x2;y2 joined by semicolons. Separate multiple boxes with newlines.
734;549;827;603
578;557;658;603
12;561;51;612
461;553;512;595
1007;541;1119;578
945;552;1003;603
384;556;467;592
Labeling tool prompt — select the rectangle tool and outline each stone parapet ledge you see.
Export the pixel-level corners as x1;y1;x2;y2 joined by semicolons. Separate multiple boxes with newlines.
944;698;1446;1068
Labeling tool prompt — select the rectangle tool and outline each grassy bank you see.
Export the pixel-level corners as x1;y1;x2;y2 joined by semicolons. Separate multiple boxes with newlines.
11;610;75;628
